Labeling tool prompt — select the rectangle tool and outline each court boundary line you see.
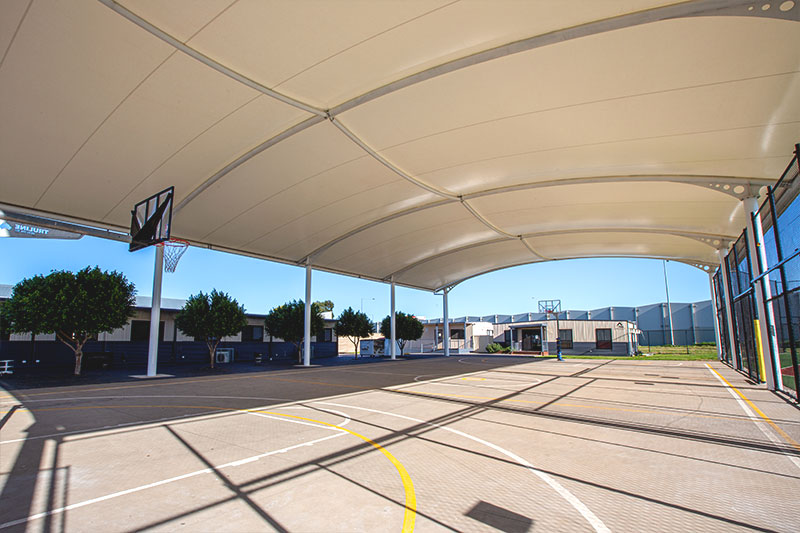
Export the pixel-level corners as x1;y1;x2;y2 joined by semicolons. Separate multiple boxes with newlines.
705;363;800;470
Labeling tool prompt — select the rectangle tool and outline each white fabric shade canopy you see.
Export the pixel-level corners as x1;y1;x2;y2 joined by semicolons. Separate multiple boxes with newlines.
1;0;798;291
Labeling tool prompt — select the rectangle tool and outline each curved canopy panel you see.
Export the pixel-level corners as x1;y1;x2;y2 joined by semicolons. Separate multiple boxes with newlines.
1;0;798;290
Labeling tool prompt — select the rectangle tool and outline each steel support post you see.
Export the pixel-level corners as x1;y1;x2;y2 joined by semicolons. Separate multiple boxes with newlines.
390;278;397;360
709;272;723;360
146;245;164;377
303;259;312;367
717;248;738;367
443;288;450;357
744;197;781;389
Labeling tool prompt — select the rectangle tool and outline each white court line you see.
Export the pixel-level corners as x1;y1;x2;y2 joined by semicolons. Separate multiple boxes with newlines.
284;406;352;427
0;411;348;530
0;388;376;446
0;395;291;445
406;366;499;387
0;394;292;405
0;409;224;445
318;401;610;533
706;366;800;471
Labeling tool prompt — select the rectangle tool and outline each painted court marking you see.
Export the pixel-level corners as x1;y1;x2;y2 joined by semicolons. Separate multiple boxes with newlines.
0;406;416;532
319;401;610;533
706;364;800;471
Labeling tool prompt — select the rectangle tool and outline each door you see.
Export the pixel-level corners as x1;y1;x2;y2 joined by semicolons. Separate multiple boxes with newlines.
521;328;542;351
596;328;612;350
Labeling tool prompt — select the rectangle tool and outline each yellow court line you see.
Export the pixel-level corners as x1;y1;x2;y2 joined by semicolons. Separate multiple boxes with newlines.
0;403;417;532
254;409;416;532
705;364;800;452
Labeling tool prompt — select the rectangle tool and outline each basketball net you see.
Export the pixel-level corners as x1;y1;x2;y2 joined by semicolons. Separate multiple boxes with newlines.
158;239;189;273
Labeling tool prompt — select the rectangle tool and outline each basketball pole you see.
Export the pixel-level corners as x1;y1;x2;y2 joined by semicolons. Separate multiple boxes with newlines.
146;244;164;377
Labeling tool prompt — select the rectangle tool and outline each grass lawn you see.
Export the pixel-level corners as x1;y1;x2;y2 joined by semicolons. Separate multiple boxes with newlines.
544;344;719;361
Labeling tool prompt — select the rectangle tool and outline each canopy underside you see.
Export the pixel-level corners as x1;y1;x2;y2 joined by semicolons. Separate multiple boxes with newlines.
1;0;798;290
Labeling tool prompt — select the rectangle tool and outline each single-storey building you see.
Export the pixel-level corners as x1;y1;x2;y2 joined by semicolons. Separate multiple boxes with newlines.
412;316;639;356
0;285;338;371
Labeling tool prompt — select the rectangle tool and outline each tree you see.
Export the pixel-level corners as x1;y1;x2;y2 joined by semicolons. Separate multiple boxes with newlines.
1;267;136;375
380;312;424;356
175;290;247;369
315;300;334;314
264;300;324;362
335;307;374;358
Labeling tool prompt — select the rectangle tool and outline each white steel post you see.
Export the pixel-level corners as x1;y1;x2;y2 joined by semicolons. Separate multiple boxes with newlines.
744;197;781;389
303;259;312;367
709;272;723;360
443;288;450;357
717;248;738;367
390;278;397;360
146;245;164;377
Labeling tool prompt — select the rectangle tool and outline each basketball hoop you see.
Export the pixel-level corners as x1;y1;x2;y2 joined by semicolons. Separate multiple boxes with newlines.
157;239;189;273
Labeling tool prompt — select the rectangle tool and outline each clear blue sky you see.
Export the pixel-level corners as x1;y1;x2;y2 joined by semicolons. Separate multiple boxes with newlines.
0;235;712;321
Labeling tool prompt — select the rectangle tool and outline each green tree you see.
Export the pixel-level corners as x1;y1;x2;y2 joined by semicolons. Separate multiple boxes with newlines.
264;300;324;362
335;307;374;358
315;300;334;313
175;290;247;369
1;267;136;375
379;311;424;356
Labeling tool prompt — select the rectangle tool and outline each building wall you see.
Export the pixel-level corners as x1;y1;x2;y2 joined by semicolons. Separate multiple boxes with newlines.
0;302;339;369
421;300;715;347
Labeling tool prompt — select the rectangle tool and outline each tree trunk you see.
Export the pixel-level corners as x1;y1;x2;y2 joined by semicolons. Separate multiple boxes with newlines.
352;338;358;358
56;332;83;376
74;349;83;376
208;340;217;369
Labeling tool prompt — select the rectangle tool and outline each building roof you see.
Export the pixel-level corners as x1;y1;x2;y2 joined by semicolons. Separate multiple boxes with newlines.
1;2;798;291
421;300;710;324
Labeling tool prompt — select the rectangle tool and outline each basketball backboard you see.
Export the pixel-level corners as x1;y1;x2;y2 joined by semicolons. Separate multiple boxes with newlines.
129;187;173;252
538;300;561;314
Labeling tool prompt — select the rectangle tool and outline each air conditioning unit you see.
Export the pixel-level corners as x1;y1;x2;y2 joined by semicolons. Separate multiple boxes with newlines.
215;348;234;364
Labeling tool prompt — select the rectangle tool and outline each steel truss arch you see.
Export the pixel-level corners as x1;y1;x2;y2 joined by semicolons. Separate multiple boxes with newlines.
387;227;735;283
304;174;769;263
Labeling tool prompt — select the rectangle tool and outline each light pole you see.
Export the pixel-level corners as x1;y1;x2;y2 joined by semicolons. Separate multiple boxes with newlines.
663;260;674;345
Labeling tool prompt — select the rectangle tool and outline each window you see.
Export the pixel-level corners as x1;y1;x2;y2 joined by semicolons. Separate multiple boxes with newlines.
596;328;612;350
322;328;333;342
242;325;264;342
558;329;573;350
131;320;164;342
450;328;465;339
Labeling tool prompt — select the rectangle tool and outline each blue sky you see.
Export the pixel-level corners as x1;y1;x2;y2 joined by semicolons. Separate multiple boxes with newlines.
0;235;712;321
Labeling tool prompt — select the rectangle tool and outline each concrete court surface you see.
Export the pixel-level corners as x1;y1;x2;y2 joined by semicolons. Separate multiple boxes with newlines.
1;356;798;533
